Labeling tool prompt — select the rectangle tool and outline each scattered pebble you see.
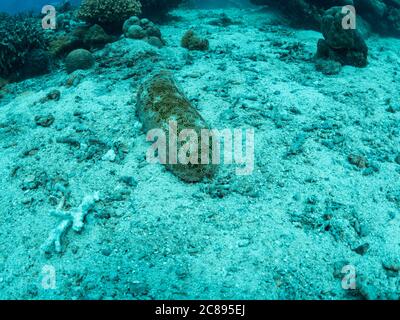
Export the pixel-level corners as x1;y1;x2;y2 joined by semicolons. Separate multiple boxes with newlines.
348;154;368;168
353;243;370;256
102;149;116;162
34;114;55;127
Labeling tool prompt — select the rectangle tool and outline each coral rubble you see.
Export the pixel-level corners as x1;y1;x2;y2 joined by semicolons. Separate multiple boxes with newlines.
250;0;400;36
123;16;164;47
42;193;100;254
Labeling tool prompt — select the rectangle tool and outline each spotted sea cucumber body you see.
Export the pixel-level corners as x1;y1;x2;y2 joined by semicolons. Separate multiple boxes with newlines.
136;71;217;182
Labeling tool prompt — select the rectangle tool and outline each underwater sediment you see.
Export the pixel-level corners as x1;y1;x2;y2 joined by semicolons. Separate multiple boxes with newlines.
0;0;400;301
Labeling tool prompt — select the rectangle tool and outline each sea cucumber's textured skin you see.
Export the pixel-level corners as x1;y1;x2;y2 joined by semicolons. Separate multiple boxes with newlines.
42;193;100;255
65;49;95;74
136;71;217;182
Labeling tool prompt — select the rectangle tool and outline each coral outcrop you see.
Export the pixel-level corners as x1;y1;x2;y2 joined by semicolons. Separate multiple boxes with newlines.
136;71;217;182
78;24;113;49
78;0;142;32
181;30;209;51
123;16;164;47
316;7;368;68
18;49;52;81
65;49;95;73
250;0;352;30
0;13;48;79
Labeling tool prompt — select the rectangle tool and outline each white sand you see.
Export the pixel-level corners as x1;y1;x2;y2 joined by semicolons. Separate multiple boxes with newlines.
0;7;399;299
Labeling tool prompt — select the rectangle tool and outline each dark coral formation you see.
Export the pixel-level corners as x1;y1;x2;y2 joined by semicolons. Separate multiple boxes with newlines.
18;49;52;80
0;13;49;79
250;0;352;30
123;16;164;47
77;24;113;49
316;7;368;68
181;30;209;51
49;24;113;57
65;49;95;73
78;0;142;32
76;0;183;29
250;0;400;36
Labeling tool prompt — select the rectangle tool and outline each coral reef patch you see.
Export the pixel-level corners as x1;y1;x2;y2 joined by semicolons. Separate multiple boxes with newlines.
0;13;48;79
78;0;142;32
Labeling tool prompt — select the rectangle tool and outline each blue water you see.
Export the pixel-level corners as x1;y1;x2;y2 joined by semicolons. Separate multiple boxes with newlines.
0;0;251;14
0;0;81;14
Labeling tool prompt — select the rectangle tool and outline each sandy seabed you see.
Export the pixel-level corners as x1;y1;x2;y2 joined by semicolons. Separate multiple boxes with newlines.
0;7;399;299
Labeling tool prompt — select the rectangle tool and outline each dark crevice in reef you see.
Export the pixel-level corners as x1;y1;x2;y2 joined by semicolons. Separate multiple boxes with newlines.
250;0;400;37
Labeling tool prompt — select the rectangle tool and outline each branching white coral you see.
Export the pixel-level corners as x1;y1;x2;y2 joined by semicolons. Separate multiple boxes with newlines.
42;192;100;254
